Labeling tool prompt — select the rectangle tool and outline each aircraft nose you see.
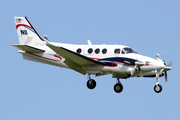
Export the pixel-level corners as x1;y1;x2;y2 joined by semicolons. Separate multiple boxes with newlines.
153;60;165;70
164;66;172;71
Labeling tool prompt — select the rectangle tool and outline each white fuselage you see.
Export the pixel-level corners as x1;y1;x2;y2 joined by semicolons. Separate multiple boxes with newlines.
19;42;165;78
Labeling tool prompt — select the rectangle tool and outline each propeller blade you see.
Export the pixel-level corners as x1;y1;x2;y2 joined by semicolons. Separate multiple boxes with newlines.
131;65;137;77
165;71;168;85
168;61;173;67
163;51;166;63
156;69;164;79
138;67;143;79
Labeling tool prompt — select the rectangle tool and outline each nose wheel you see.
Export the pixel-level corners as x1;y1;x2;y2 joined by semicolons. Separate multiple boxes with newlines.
154;84;162;93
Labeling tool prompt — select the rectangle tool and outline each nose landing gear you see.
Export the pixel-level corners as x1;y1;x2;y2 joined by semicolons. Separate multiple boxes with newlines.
154;77;163;93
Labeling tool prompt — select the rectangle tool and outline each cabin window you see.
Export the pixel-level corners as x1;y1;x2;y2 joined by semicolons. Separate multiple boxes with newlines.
114;49;120;54
95;48;100;54
76;48;82;54
88;48;93;54
102;48;107;54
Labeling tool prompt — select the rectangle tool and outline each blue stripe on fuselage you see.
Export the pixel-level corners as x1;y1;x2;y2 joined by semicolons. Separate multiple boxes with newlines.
99;57;136;66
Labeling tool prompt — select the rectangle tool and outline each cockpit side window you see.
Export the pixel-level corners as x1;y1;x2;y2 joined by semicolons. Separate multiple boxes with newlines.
123;47;137;54
114;49;120;54
121;50;125;54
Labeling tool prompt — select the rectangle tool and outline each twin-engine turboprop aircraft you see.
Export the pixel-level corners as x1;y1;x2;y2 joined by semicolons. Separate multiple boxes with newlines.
12;17;172;93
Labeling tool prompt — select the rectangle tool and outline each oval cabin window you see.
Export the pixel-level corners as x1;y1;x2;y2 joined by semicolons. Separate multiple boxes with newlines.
88;48;93;54
95;48;100;54
102;48;107;54
76;48;82;54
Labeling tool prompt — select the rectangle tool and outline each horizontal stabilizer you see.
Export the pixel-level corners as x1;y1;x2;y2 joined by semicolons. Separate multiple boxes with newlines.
12;44;45;53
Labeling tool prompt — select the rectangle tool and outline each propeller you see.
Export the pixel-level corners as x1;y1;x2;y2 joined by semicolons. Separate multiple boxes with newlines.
165;71;168;85
161;52;172;85
131;61;144;77
168;61;173;67
163;52;168;84
164;62;172;85
138;67;143;78
130;54;146;77
131;65;137;77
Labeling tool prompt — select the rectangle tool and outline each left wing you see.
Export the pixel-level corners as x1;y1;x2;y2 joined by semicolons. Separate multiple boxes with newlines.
46;41;104;74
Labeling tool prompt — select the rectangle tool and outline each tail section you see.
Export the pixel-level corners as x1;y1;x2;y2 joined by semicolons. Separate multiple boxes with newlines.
14;17;44;46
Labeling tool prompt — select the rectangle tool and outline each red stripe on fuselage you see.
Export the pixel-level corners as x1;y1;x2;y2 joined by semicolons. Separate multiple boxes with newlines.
90;57;100;60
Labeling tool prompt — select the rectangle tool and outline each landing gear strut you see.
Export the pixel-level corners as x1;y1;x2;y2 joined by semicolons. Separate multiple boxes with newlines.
114;78;123;93
154;78;162;93
87;74;96;89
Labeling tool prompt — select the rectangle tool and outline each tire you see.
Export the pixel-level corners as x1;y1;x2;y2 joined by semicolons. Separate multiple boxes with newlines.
87;79;96;89
154;84;162;93
114;83;123;93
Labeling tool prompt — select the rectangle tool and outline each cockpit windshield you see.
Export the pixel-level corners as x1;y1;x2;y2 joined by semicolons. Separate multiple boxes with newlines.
123;47;138;54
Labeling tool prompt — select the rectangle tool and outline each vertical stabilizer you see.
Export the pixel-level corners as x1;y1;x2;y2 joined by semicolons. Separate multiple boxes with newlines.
14;17;44;46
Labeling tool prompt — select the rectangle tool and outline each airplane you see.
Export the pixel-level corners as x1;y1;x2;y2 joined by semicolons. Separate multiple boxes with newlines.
12;16;172;93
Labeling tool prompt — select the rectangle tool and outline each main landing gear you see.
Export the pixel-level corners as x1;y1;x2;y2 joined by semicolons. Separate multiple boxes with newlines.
86;74;124;93
86;74;96;89
114;78;123;93
86;75;124;93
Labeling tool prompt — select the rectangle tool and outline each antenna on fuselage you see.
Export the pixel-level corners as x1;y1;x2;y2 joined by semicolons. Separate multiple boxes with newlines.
87;40;92;45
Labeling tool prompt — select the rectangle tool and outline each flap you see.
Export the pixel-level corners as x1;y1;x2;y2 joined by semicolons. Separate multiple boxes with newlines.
12;44;45;53
64;59;86;75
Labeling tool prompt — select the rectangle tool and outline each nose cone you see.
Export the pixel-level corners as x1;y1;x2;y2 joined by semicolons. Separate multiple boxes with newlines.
164;66;172;71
